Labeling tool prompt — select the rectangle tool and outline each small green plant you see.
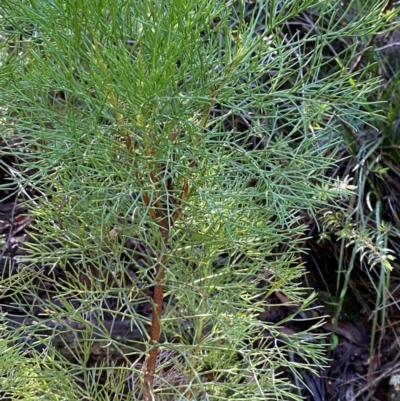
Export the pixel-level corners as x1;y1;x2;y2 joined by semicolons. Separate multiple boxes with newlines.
0;0;393;400
311;1;400;380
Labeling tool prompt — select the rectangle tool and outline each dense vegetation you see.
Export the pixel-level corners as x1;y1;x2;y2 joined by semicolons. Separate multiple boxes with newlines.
0;1;399;400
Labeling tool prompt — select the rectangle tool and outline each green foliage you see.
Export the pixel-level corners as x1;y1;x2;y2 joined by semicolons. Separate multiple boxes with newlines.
0;0;394;399
310;2;400;379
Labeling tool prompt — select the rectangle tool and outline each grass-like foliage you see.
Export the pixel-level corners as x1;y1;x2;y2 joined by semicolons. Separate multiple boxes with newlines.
0;0;393;400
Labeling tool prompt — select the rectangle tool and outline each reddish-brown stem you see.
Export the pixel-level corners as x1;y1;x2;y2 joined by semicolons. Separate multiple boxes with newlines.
143;251;167;401
142;192;159;220
125;132;132;152
142;130;196;400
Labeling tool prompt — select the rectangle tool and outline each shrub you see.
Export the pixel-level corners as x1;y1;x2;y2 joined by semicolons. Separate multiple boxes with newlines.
0;0;392;399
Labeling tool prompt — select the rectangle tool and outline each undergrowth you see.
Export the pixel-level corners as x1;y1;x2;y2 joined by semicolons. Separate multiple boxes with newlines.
0;0;398;400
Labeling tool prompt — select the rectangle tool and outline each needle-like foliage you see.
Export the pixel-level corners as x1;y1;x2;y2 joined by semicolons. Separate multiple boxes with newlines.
0;0;392;400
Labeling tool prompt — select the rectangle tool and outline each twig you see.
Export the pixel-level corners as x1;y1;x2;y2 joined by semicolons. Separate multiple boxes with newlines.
349;360;400;401
374;41;400;51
